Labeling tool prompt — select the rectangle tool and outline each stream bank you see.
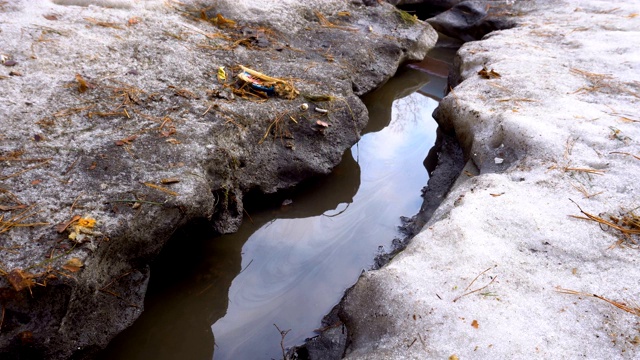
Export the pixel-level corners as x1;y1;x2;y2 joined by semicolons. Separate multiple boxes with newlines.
337;0;640;359
0;1;436;358
98;64;443;360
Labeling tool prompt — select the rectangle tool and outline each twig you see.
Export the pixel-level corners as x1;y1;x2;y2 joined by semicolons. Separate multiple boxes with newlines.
569;199;640;236
0;159;51;180
0;157;52;162
24;243;77;271
569;182;603;199
0;205;49;234
610;151;640;161
100;270;133;292
98;271;140;308
106;199;166;205
70;192;84;214
563;166;605;175
63;157;81;176
453;265;498;302
99;288;140;308
274;324;291;360
143;182;178;196
314;11;359;32
238;259;253;274
556;287;640;316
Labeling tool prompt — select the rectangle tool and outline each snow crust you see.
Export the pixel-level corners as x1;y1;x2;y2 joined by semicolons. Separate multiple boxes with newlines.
343;1;640;359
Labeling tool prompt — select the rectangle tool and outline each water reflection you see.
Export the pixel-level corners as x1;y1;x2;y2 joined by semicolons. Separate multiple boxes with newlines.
98;67;438;360
212;69;438;359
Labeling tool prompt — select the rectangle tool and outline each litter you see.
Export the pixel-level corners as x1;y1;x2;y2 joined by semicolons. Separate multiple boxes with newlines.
236;65;298;99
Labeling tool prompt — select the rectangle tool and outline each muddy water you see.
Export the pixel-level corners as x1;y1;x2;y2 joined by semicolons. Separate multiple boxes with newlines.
99;67;440;360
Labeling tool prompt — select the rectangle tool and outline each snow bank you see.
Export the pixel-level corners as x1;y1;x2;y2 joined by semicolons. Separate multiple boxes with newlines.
342;1;640;358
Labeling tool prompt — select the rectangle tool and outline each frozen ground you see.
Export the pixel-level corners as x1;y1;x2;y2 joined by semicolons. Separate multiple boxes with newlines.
341;0;640;359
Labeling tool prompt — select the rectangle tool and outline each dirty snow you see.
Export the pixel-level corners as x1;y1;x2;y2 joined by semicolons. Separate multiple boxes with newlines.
342;1;640;359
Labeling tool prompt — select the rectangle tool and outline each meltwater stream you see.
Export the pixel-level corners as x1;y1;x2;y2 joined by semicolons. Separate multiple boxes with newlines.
99;66;441;360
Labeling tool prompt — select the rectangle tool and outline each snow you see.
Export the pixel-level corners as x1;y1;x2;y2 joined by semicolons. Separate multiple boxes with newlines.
342;1;640;359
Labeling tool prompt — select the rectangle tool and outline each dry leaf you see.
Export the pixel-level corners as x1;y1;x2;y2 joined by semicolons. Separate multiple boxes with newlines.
471;319;479;329
56;214;81;233
213;13;236;28
478;66;501;79
62;258;84;272
127;17;141;26
115;135;137;146
75;74;88;93
6;269;35;292
217;66;226;82
77;217;96;228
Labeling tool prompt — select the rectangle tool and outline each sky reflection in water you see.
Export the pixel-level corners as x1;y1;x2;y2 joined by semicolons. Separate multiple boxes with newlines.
212;89;439;359
98;68;440;360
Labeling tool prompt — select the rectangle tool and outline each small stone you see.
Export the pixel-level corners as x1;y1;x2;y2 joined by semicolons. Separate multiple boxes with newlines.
494;157;504;164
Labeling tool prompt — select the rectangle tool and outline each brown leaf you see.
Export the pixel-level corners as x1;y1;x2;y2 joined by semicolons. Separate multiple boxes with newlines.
56;214;81;233
44;14;58;20
478;66;501;79
127;17;141;26
75;74;88;93
115;135;137;146
62;258;84;273
6;269;34;292
471;319;479;329
214;13;236;28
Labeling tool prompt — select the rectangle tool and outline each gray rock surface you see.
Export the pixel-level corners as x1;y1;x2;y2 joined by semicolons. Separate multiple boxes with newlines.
0;0;436;358
387;0;462;8
340;0;640;358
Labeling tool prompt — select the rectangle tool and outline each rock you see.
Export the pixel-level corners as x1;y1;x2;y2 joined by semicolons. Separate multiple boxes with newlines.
0;0;436;358
387;0;463;9
339;0;640;358
427;1;515;41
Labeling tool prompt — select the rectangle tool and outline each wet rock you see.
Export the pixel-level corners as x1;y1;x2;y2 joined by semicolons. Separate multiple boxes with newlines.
427;1;515;41
0;0;436;358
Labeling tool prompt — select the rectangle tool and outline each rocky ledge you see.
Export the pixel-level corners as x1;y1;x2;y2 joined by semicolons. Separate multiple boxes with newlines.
0;0;436;358
339;0;640;359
